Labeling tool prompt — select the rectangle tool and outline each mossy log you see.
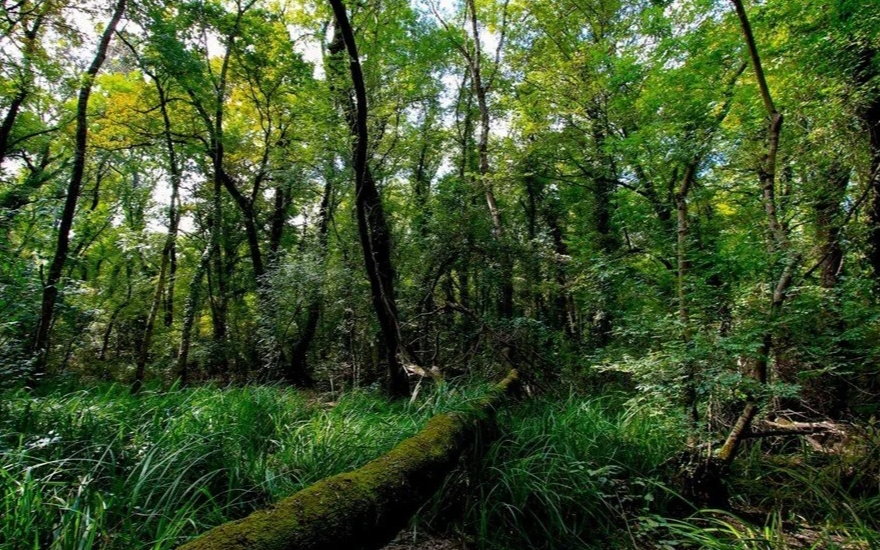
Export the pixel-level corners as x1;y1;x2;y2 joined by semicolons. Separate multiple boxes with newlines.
179;370;518;550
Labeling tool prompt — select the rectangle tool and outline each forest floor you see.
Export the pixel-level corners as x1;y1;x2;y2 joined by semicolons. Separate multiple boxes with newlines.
384;534;464;550
1;382;878;549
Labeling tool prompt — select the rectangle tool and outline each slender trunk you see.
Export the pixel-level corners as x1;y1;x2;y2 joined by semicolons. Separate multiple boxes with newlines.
131;248;170;394
454;70;475;334
176;10;249;376
523;173;544;319
210;161;229;376
466;0;513;319
587;105;617;346
327;1;409;397
30;0;126;380
156;79;181;327
269;185;287;258
588;104;618;254
286;175;333;386
100;268;133;362
132;95;181;393
165;238;177;327
720;0;796;463
413;138;431;237
176;244;212;386
545;208;576;338
676;163;699;429
865;96;880;284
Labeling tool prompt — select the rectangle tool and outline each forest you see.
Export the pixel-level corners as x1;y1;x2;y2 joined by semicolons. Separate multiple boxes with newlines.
1;0;879;548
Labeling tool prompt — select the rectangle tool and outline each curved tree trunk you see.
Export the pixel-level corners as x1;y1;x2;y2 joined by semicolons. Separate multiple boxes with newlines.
30;0;127;380
179;369;518;550
327;1;410;397
719;0;796;464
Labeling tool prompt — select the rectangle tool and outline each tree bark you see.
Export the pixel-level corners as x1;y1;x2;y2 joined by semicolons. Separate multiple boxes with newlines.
176;243;212;386
327;2;410;397
30;0;127;380
676;163;699;428
815;163;849;289
865;95;880;284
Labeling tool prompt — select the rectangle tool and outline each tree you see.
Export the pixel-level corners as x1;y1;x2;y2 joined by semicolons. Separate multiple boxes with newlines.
328;0;411;397
30;0;127;380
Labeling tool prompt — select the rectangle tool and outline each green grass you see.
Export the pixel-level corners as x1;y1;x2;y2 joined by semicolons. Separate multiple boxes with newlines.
0;381;489;549
420;392;690;549
417;393;880;550
3;383;878;550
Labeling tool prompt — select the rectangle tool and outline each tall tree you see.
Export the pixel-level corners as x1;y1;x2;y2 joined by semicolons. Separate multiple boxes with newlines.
430;0;513;319
328;0;410;397
30;0;126;379
719;0;796;463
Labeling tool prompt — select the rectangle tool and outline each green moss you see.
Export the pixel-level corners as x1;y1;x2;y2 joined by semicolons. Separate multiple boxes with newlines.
179;371;517;550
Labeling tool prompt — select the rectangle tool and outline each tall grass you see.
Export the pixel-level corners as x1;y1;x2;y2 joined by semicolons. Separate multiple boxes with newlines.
4;383;878;549
0;382;487;549
420;393;689;549
418;393;880;550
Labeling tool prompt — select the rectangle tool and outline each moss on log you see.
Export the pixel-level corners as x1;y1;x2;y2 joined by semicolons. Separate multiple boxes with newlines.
179;370;518;550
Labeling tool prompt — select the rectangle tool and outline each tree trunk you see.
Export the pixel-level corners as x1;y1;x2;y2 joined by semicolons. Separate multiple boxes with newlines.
286;173;334;386
269;184;289;259
327;3;410;397
676;163;699;429
466;0;513;319
157;78;181;328
176;243;212;386
720;0;796;463
815;163;849;289
100;268;133;362
131;247;169;394
30;0;126;380
865;95;880;284
130;75;184;394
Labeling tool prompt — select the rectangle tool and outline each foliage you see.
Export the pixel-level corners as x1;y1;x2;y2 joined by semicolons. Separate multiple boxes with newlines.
1;0;880;546
0;381;489;549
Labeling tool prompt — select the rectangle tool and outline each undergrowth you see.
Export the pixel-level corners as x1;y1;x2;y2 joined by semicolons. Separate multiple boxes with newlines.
418;393;880;550
0;381;488;549
420;392;688;549
3;382;878;549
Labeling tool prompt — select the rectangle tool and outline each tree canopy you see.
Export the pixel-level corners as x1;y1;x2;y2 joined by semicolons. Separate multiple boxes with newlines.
1;0;879;439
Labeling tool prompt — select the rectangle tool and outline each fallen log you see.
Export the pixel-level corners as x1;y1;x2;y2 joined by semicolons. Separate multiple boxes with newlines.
178;369;519;550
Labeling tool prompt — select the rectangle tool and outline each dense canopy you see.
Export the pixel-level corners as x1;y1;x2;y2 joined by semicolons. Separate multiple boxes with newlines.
1;0;880;545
